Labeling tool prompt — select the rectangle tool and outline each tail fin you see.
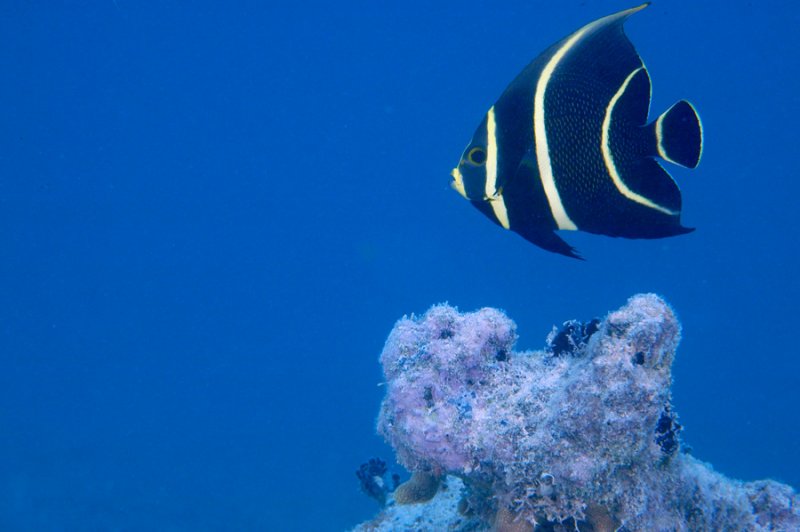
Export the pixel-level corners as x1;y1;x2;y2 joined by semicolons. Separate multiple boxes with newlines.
651;100;703;168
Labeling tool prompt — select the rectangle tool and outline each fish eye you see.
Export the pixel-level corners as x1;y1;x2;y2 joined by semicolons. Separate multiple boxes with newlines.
467;147;487;166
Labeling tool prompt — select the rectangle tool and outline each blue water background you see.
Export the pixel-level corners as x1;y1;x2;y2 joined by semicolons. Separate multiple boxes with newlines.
1;1;798;529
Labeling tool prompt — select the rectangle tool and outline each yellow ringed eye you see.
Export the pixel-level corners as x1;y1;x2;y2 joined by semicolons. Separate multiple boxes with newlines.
467;147;487;166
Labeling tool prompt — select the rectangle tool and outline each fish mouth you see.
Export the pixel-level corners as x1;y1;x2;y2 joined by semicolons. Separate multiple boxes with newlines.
450;167;467;198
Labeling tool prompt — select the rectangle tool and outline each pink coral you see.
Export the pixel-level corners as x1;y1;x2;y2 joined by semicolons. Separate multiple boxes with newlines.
374;295;800;530
378;305;516;472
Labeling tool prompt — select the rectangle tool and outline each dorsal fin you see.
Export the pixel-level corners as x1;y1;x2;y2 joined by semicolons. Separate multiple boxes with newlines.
611;67;652;127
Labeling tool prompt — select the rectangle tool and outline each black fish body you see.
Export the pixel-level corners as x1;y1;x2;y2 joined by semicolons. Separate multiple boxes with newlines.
451;3;703;259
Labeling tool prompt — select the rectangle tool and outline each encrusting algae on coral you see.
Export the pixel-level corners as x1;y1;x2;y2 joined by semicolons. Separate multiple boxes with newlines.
353;294;800;531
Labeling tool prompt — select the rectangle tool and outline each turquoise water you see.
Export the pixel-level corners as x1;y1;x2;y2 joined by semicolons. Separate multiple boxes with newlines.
1;1;798;530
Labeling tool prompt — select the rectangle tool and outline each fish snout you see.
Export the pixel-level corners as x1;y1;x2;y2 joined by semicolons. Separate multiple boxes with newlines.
450;167;467;198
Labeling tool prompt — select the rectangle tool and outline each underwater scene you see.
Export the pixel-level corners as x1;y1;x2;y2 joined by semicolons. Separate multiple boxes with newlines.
1;1;798;530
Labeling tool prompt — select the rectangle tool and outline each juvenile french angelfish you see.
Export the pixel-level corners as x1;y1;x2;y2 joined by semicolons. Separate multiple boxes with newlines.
450;3;703;259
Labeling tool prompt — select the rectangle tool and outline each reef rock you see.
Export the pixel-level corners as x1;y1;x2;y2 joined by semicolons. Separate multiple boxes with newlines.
359;294;799;531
